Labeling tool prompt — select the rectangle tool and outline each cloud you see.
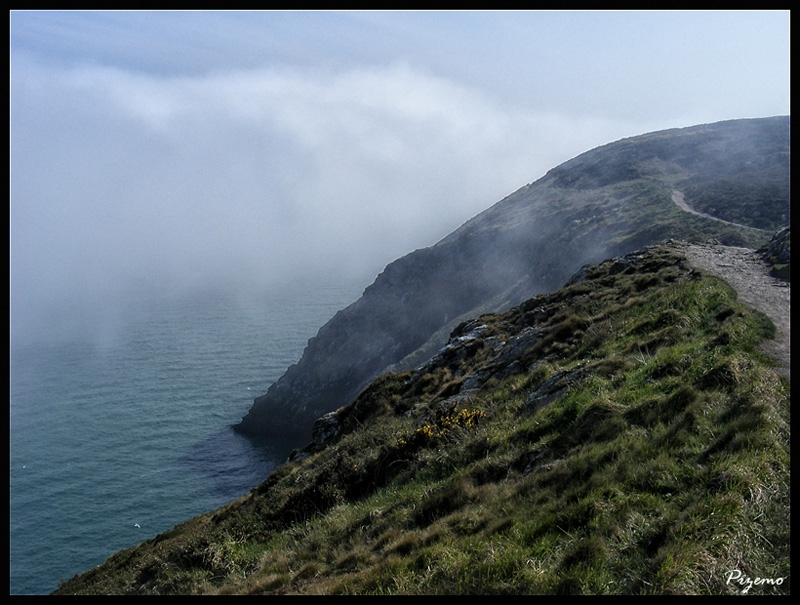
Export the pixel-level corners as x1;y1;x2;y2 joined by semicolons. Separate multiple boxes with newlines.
10;54;671;344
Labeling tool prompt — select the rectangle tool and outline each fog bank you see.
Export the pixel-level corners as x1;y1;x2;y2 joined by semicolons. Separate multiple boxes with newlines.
10;11;789;346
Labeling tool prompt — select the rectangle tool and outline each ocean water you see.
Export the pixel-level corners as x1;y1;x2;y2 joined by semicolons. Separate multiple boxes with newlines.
9;277;366;594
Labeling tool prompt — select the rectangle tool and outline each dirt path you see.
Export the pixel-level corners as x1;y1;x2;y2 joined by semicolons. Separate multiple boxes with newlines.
673;241;791;380
671;190;762;230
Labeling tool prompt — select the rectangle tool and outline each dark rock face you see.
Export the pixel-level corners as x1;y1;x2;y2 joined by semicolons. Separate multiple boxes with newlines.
234;116;790;451
522;365;590;415
760;225;790;280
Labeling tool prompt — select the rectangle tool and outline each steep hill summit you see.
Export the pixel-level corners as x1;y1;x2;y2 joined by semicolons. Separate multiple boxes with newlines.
235;116;789;451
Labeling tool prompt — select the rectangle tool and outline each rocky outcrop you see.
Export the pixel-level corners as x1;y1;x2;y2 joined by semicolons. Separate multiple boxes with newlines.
234;117;790;451
522;364;590;415
760;225;790;280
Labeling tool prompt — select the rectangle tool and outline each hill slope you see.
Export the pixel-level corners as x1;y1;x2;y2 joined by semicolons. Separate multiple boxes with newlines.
54;241;790;595
234;116;790;451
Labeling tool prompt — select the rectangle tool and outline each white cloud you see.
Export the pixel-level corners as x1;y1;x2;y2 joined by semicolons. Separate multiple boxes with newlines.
10;11;790;346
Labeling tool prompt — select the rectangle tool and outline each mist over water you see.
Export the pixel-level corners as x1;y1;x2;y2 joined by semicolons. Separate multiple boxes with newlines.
10;10;789;349
9;277;365;595
10;53;680;351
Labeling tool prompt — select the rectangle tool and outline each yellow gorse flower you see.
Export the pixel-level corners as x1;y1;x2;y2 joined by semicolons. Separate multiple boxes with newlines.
396;408;486;447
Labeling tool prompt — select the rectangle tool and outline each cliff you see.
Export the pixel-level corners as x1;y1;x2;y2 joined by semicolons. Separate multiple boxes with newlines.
234;116;790;449
54;239;790;595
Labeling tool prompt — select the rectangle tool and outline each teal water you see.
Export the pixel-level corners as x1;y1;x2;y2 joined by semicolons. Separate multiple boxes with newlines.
9;279;365;594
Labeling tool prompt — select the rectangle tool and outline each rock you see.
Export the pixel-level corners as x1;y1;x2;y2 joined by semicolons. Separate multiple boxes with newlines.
759;226;790;280
310;411;343;448
522;365;589;415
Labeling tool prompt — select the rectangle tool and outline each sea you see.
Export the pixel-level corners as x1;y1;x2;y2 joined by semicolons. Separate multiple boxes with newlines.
9;276;368;594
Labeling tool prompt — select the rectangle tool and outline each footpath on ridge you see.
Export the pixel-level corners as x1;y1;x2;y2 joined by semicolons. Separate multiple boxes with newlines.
671;190;762;229
674;241;790;380
668;189;789;380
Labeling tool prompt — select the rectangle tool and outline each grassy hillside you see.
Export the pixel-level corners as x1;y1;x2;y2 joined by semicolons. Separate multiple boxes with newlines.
55;244;790;595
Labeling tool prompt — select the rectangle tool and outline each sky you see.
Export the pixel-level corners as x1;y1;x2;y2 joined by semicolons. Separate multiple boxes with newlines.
9;10;791;344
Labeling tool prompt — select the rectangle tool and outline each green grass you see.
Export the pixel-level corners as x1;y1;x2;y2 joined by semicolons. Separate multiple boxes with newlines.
54;245;790;595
